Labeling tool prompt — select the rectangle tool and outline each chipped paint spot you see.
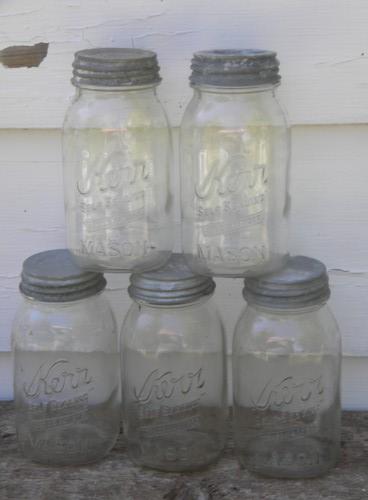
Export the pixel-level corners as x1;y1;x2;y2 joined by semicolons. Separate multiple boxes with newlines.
330;269;367;276
0;43;48;68
133;30;198;41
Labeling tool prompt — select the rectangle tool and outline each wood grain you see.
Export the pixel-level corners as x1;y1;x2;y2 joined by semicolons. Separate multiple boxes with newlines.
0;402;368;500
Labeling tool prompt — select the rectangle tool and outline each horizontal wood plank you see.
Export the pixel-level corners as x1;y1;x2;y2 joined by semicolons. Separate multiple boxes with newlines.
0;0;368;127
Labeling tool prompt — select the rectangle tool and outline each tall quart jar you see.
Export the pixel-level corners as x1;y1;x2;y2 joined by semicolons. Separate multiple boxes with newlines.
12;249;120;465
63;48;173;272
121;254;227;471
233;256;341;478
180;49;289;277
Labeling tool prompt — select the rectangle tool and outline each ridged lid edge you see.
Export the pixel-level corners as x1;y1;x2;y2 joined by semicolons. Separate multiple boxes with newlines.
190;49;281;88
243;256;330;309
20;249;107;302
128;253;216;306
72;47;161;88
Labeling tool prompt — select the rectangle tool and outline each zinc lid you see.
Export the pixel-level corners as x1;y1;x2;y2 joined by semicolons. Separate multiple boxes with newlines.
129;253;215;306
20;249;106;302
190;49;280;88
72;47;161;88
243;256;330;309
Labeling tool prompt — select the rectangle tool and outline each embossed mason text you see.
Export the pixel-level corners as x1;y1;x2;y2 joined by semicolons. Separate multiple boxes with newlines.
23;359;93;399
251;375;324;410
134;368;205;403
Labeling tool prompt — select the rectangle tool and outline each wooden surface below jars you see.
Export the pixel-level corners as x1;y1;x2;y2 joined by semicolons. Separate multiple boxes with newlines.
0;401;367;500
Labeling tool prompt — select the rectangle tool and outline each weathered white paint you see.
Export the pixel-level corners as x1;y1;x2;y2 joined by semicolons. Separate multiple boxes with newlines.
289;125;368;357
0;0;368;127
289;125;368;271
1;126;368;405
1;0;368;404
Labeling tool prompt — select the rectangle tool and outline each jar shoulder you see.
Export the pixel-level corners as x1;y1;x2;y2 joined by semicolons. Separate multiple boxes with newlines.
233;305;341;355
121;300;226;352
12;295;117;352
181;92;288;129
64;91;170;129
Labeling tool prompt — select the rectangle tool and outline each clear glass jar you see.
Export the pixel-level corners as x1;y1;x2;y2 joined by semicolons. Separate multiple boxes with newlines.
12;249;120;465
63;48;173;272
121;254;227;471
233;256;341;478
180;49;289;277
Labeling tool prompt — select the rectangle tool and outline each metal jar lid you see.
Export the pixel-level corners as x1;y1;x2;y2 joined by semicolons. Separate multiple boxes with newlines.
129;253;215;306
190;49;280;88
72;48;161;88
20;249;107;302
243;256;330;309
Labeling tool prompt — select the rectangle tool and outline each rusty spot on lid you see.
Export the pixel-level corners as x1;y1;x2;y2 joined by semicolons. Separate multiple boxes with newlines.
0;42;48;68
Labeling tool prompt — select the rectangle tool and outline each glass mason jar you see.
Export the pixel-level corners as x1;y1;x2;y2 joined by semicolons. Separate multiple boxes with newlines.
233;256;341;478
12;249;120;465
180;49;289;277
121;253;227;471
63;48;173;272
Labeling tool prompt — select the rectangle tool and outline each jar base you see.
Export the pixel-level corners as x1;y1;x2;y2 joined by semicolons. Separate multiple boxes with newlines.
237;435;340;479
18;423;119;467
126;431;226;472
69;250;172;274
183;252;288;278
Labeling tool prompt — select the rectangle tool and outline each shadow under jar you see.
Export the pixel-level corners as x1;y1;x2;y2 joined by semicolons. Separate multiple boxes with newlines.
12;249;120;466
63;48;173;272
121;254;228;472
233;256;341;478
180;49;289;277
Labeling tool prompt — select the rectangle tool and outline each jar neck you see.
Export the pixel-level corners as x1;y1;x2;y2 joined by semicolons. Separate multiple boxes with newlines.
74;83;159;97
192;83;278;97
132;293;213;310
247;301;327;315
22;292;103;307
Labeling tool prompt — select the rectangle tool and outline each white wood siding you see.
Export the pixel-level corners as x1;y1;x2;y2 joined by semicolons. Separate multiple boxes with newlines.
1;127;367;348
0;0;368;127
0;1;367;407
